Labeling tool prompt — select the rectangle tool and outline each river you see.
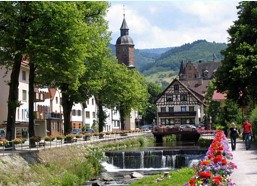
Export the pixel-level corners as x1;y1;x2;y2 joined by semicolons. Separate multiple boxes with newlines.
85;141;207;186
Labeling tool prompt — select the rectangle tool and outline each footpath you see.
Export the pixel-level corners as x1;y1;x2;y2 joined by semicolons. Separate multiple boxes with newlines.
230;139;257;186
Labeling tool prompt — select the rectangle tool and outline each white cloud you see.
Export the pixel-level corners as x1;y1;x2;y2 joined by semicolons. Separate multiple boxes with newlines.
106;1;239;49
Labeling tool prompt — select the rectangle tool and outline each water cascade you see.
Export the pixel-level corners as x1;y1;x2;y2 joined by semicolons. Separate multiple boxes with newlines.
104;149;206;172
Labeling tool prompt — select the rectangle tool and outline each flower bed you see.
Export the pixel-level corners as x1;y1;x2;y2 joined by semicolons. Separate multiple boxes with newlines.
184;130;237;186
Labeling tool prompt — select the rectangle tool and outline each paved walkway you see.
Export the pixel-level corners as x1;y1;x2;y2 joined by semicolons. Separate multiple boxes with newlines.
0;132;147;156
230;139;257;186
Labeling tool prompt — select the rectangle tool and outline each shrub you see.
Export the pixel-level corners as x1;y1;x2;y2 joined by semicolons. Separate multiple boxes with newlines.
44;136;55;141
29;136;41;142
12;138;24;144
56;135;64;140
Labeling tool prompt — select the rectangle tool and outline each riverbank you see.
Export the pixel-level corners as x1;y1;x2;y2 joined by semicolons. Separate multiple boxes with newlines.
0;132;152;185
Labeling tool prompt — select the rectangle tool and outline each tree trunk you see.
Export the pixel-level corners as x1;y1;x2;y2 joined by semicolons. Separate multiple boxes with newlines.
95;96;107;133
6;55;22;141
119;104;125;131
61;89;73;135
29;63;36;147
98;99;105;132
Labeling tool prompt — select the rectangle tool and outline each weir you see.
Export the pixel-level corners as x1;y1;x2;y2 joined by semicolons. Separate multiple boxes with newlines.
104;149;206;170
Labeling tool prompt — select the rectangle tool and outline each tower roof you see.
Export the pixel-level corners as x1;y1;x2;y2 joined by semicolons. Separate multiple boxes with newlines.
116;16;134;45
120;18;129;30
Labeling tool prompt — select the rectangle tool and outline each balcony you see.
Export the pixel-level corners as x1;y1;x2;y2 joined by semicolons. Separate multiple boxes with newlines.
46;112;63;119
158;111;196;117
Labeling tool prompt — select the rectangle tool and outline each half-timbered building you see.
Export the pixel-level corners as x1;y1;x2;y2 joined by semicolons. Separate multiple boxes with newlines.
156;78;206;127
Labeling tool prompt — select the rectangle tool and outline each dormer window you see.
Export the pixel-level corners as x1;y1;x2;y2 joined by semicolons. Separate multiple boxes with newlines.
203;69;209;79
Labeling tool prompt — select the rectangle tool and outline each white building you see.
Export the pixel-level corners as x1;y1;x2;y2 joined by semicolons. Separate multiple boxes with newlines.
156;78;205;126
0;61;30;138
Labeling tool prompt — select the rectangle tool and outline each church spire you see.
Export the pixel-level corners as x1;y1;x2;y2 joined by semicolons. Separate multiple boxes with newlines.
120;5;129;36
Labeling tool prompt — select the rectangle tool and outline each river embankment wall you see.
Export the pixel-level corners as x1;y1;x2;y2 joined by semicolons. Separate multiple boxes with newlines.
0;133;153;185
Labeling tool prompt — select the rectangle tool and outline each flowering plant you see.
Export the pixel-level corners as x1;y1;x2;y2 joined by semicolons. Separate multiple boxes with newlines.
29;136;41;142
56;135;64;140
0;138;8;146
65;134;74;140
184;130;237;186
44;135;55;141
93;132;99;136
75;134;83;138
12;138;24;144
84;133;91;137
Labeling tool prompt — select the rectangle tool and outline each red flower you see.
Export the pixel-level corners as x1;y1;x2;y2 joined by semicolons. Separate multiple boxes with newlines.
201;160;210;165
212;175;222;184
213;155;223;163
222;158;227;165
199;171;212;178
189;178;196;184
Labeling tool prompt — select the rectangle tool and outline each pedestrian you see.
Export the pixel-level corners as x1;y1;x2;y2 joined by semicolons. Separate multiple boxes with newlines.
241;118;253;150
227;122;239;151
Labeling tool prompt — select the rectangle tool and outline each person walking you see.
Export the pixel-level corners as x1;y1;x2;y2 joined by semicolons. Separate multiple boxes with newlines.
241;118;253;150
228;122;239;151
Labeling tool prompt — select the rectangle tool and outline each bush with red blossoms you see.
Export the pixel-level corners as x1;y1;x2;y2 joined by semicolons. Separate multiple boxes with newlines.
184;130;237;186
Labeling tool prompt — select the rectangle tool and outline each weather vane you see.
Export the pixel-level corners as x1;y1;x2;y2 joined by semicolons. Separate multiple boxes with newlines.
123;4;126;18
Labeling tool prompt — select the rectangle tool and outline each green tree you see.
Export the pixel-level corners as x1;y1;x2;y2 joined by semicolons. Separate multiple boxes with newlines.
215;2;257;111
33;1;110;134
142;82;162;126
0;2;38;140
220;99;242;129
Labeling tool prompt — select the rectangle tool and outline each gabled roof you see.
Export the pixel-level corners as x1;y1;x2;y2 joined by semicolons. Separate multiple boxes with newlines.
180;79;211;96
156;78;206;105
48;88;57;101
212;90;227;101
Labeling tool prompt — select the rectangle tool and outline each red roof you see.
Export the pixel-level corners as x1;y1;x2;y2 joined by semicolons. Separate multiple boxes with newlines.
212;90;227;101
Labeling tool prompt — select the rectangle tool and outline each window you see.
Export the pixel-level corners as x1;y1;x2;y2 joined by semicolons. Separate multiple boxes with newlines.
92;99;94;105
168;107;174;112
166;94;173;102
160;107;166;112
181;106;186;112
22;90;27;101
72;110;76;116
180;94;187;101
22;70;26;81
189;106;194;112
55;97;58;104
17;108;20;120
93;112;96;118
77;110;81;116
86;111;90;118
174;84;179;92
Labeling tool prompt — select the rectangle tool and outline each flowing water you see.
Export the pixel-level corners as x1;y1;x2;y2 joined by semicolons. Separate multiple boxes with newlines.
84;142;207;186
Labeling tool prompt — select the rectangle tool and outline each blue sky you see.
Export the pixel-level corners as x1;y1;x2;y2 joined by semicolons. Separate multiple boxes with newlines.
106;1;240;49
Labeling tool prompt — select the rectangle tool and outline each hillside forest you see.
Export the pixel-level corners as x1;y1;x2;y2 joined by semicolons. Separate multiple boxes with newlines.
110;39;227;90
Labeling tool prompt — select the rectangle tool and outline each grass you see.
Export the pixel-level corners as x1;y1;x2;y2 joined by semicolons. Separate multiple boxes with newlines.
129;167;195;186
0;136;155;186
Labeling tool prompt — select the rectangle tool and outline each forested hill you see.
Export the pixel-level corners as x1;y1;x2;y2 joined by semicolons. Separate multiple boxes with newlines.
110;40;227;89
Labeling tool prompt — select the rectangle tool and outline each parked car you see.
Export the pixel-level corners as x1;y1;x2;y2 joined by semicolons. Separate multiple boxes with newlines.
71;128;82;135
141;125;151;131
179;124;197;132
83;128;94;135
0;128;5;139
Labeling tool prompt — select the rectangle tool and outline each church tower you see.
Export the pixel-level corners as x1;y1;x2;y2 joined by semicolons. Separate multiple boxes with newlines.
115;9;137;131
115;11;135;67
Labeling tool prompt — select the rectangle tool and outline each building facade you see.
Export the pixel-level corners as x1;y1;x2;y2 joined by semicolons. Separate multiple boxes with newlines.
155;60;221;128
156;78;205;126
